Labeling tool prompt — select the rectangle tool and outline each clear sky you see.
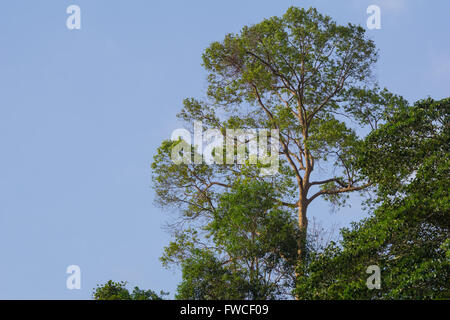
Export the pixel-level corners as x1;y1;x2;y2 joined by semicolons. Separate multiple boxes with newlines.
0;0;448;299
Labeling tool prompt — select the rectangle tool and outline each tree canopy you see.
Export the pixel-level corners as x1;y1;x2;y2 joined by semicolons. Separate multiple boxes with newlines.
151;7;407;296
93;280;165;300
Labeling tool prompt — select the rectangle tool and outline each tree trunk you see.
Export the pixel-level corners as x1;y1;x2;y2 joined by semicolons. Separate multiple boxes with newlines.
297;193;308;264
295;191;309;299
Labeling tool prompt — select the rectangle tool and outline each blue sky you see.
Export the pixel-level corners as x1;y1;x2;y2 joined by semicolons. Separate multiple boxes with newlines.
0;0;448;299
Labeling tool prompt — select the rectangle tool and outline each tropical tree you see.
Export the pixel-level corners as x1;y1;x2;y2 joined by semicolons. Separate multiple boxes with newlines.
152;6;407;294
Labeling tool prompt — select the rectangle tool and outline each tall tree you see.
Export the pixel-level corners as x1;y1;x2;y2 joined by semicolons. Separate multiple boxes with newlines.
152;7;406;292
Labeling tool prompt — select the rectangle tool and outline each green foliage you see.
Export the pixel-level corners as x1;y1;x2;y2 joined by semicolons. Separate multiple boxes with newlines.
151;6;393;224
171;179;298;299
97;8;447;300
151;6;410;299
93;280;165;300
176;250;248;300
295;98;450;299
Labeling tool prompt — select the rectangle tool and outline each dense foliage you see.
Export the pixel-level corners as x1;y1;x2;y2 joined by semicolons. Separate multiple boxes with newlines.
93;280;165;300
173;179;298;299
296;98;450;299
